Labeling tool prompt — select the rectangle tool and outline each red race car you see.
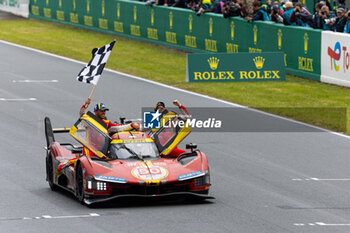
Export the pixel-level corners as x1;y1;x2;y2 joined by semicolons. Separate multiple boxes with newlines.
44;112;213;205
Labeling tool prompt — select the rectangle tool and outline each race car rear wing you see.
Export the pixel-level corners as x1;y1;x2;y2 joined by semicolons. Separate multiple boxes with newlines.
52;128;71;133
44;117;85;150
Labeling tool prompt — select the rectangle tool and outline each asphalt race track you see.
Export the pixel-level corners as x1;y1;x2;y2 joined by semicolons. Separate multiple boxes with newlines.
2;40;350;233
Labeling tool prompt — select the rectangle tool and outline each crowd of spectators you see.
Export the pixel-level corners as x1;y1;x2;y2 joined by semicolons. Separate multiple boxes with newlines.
142;0;350;33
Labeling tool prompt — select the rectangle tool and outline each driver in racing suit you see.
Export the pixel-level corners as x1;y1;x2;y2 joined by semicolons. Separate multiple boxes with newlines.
57;99;140;171
80;98;140;156
154;100;190;157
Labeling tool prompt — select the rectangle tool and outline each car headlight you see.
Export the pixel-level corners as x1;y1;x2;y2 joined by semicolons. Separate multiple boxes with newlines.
87;175;107;191
194;170;210;187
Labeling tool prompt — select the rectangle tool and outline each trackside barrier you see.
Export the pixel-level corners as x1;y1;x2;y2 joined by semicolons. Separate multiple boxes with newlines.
28;0;322;81
321;31;350;88
0;0;29;17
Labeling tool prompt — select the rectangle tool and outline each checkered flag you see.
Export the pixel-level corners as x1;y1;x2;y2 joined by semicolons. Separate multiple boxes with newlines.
76;40;116;85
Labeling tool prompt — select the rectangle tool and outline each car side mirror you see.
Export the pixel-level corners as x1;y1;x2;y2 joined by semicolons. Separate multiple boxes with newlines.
186;143;197;152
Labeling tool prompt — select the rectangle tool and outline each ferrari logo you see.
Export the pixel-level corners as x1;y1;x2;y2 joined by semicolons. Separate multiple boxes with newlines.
304;33;309;54
230;21;235;41
277;29;282;50
87;0;90;14
169;11;173;29
151;9;154;26
117;3;120;19
209;18;213;37
102;0;105;16
253;25;258;45
189;15;192;33
134;6;137;22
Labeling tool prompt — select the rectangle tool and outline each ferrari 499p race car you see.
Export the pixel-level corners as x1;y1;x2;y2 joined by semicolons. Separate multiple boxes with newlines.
44;111;213;205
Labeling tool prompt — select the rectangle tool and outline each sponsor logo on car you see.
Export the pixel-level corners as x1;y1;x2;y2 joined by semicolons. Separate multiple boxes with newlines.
178;170;203;181
95;174;127;183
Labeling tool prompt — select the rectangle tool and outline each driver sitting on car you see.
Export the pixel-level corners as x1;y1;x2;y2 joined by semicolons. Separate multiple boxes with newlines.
80;98;140;156
154;100;190;158
57;99;140;172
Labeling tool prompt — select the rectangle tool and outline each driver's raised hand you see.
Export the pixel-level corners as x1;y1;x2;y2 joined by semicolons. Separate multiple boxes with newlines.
173;99;182;107
131;122;140;131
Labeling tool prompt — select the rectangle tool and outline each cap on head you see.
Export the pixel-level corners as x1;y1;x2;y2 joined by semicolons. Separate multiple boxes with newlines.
338;7;345;13
154;101;165;111
94;103;109;112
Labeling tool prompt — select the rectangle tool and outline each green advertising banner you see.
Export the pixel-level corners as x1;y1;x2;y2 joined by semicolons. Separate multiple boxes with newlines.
186;52;285;82
29;0;322;82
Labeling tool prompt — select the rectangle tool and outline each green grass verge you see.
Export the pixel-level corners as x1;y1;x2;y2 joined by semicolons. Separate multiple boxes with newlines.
1;18;349;133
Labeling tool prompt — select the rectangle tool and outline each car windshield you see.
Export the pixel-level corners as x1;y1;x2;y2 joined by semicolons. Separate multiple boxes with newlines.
110;142;159;160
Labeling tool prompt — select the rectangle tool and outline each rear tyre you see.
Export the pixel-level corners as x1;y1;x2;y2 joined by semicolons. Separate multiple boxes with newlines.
46;153;58;191
75;163;85;204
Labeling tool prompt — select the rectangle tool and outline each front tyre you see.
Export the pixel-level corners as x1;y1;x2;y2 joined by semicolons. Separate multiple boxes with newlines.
46;152;58;191
75;163;85;204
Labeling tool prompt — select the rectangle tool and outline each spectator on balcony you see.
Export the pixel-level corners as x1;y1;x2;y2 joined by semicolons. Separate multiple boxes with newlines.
246;1;270;21
172;0;199;8
289;2;310;27
308;2;324;28
195;0;225;15
261;0;272;14
223;0;247;18
282;1;294;25
332;7;347;32
185;0;200;9
192;0;211;15
344;10;350;33
270;3;284;23
242;0;254;17
317;0;331;12
320;5;336;30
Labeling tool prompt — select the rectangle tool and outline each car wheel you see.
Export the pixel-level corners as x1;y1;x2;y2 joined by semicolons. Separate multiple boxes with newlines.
46;153;58;191
75;163;85;204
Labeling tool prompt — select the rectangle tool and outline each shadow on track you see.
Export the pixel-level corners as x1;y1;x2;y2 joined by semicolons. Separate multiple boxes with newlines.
39;186;215;209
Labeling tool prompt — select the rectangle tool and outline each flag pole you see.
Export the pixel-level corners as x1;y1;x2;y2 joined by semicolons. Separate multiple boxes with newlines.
88;84;96;100
82;85;96;114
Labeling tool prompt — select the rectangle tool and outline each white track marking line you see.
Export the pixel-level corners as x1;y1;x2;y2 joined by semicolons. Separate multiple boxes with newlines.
295;222;350;226
89;213;100;216
315;222;350;226
0;98;36;101
0;213;101;221
12;80;58;83
52;214;97;219
1;39;349;139
293;177;350;181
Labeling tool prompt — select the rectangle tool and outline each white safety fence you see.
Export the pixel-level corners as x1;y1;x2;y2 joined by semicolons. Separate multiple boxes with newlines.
321;31;350;87
0;0;29;18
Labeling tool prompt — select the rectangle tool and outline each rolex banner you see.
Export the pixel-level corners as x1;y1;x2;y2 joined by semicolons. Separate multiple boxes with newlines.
186;52;286;82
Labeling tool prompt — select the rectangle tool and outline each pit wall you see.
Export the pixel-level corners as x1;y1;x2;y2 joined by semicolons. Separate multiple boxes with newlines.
28;0;348;85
